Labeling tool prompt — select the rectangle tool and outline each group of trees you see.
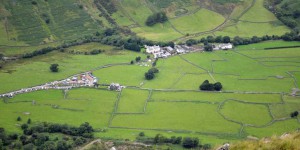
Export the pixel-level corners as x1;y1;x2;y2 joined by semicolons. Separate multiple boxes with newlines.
186;36;231;46
200;80;223;91
145;67;159;80
266;0;300;29
94;0;117;26
145;12;168;26
136;133;211;149
1;121;93;150
185;32;300;48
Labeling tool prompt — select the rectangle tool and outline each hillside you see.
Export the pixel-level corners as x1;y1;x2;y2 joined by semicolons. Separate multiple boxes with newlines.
228;131;300;150
265;0;300;31
0;0;293;47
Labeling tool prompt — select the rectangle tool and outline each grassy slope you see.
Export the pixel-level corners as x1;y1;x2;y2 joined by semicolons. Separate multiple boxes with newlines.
239;0;277;22
170;9;225;34
0;0;100;46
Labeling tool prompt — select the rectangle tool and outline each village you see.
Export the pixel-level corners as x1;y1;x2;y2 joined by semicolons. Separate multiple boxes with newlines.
0;72;99;98
144;43;233;58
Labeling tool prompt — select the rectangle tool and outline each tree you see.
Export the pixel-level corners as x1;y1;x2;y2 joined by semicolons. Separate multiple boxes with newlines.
204;44;213;51
215;36;223;43
39;141;56;150
135;56;141;62
145;12;168;26
50;64;59;72
203;144;212;150
139;132;145;137
27;118;31;124
145;71;154;80
223;36;231;43
291;111;299;118
17;116;21;121
57;140;69;150
21;124;29;130
214;82;223;91
148;67;159;74
200;80;213;91
182;137;199;148
23;143;34;150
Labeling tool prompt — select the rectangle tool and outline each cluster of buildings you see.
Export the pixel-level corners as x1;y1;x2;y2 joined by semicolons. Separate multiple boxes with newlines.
0;72;98;98
213;43;233;50
145;45;197;58
145;43;233;58
108;83;124;91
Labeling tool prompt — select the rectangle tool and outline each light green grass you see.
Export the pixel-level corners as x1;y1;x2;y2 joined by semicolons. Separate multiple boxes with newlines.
239;0;277;22
151;91;281;103
93;65;149;86
214;74;295;92
171;73;214;90
235;41;300;50
244;119;300;138
170;9;225;34
131;22;182;41
65;42;119;52
216;21;290;37
270;96;300;119
238;47;300;58
181;51;225;72
142;56;206;89
0;88;117;132
220;100;272;126
120;0;153;25
112;102;241;134
117;89;149;113
0;51;140;93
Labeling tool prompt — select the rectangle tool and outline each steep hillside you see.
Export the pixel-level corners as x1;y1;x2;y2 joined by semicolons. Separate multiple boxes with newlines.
228;131;300;150
0;0;293;46
0;0;102;46
265;0;300;31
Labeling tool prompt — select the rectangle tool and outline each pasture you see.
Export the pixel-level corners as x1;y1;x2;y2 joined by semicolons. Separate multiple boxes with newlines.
0;41;300;146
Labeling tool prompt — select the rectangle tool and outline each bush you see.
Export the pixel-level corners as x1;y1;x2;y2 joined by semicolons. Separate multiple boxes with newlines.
145;71;155;80
145;12;168;26
182;137;199;148
200;80;223;91
50;64;59;72
290;111;299;118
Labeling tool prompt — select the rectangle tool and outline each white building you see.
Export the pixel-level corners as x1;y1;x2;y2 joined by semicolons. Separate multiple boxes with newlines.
145;45;161;54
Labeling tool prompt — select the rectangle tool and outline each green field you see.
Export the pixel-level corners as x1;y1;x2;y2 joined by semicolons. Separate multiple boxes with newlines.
1;41;299;147
1;0;300;145
170;9;225;34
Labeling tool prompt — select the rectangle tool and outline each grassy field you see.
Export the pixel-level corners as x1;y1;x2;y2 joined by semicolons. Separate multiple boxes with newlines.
239;0;277;22
0;89;118;133
112;102;242;134
220;100;272;126
117;89;149;113
1;39;300;147
170;9;225;34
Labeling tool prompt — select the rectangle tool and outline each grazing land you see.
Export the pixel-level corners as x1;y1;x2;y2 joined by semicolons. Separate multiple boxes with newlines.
0;0;300;148
0;41;299;147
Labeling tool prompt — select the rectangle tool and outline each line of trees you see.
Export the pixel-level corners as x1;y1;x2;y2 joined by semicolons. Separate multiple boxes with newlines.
185;31;300;47
145;12;168;26
21;28;176;59
0;122;94;150
136;133;211;149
